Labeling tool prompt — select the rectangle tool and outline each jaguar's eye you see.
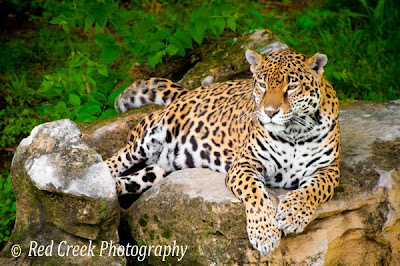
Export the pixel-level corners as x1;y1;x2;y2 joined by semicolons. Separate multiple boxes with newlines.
258;83;267;89
288;85;299;91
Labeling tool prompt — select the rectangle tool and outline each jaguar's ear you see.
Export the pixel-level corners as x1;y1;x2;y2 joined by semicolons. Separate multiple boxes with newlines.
246;49;263;74
307;53;327;77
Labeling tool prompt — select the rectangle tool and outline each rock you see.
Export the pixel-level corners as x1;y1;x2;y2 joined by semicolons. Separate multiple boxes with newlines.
181;29;287;89
0;120;125;265
119;101;400;265
201;76;215;86
3;100;398;265
122;169;282;265
125;29;287;90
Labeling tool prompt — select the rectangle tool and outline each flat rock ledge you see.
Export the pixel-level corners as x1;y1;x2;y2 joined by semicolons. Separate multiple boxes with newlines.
123;101;400;265
1;101;399;266
0;120;125;265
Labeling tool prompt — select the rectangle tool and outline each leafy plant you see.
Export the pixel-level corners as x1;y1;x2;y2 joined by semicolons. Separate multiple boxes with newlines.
36;51;120;122
48;0;240;68
0;0;399;149
0;172;16;246
32;0;245;123
259;0;400;101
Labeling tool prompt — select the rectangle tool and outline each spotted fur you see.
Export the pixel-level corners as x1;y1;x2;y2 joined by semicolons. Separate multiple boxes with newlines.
106;49;341;255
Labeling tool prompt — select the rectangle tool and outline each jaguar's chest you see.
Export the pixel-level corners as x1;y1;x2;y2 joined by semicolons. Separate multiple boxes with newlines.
253;133;334;189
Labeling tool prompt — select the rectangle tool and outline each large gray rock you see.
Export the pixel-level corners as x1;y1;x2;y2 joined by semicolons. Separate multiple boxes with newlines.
0;120;125;265
121;101;400;265
2;100;399;265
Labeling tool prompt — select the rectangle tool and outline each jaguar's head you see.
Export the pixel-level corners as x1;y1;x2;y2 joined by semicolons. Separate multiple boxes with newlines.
246;49;327;133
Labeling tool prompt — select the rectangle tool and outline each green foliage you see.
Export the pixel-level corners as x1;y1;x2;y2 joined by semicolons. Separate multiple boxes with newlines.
0;73;41;147
0;0;247;133
36;51;120;122
0;173;16;246
238;0;399;101
47;0;240;68
291;0;399;101
0;0;399;149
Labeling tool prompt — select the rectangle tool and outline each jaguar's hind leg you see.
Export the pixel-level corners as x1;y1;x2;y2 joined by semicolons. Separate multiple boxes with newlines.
116;164;168;195
105;109;167;195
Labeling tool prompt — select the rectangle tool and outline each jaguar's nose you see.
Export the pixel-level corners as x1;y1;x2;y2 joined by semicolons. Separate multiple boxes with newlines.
265;108;279;118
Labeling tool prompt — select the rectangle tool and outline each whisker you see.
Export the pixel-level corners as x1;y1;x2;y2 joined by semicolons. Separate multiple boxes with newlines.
291;115;318;133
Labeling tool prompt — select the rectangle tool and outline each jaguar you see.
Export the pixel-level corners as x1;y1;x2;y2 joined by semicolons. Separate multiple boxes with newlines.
105;48;341;255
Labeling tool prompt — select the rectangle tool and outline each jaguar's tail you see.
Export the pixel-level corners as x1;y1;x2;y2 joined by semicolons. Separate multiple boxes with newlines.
115;78;189;113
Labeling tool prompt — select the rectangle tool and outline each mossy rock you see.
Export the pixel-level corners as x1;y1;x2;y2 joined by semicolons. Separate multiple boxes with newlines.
0;120;125;265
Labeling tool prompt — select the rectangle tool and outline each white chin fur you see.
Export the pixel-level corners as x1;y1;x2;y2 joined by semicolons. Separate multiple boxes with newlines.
263;123;286;132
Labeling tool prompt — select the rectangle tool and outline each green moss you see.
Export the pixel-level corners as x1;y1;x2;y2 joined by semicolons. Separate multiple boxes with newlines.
138;217;148;227
9;231;20;242
337;187;345;192
149;230;155;240
100;201;106;212
161;230;172;239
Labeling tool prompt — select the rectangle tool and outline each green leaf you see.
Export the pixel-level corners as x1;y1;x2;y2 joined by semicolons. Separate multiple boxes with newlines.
102;45;120;64
168;37;185;56
127;41;143;54
86;105;102;115
114;24;132;37
373;0;385;20
49;15;66;25
210;18;225;36
91;92;107;103
173;30;193;49
165;44;179;56
148;30;171;43
50;15;70;33
97;64;108;77
84;14;95;32
61;23;69;33
55;101;67;113
99;108;117;119
87;99;103;107
227;17;236;32
68;93;81;106
93;4;108;32
85;74;97;87
95;34;115;46
195;20;208;36
148;51;165;68
77;113;96;122
188;27;203;45
149;42;166;52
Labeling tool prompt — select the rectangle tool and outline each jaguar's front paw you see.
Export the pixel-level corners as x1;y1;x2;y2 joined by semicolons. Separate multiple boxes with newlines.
276;190;316;235
246;206;281;255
